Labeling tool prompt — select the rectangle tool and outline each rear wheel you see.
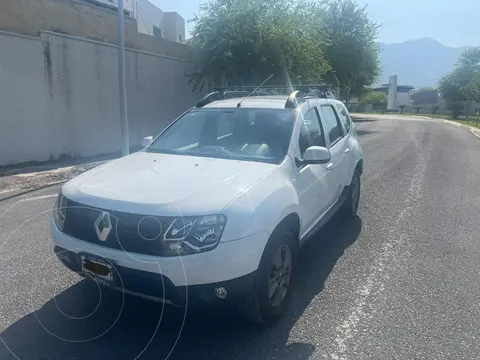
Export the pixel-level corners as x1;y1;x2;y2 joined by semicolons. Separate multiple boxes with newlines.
238;228;298;325
341;169;361;219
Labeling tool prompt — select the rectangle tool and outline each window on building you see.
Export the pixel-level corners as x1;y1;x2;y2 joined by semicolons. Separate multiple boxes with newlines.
153;26;162;38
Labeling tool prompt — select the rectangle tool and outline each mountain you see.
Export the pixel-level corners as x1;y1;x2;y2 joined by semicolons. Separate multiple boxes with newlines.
377;38;466;88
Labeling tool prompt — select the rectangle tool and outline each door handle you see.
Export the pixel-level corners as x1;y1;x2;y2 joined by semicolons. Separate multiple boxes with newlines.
345;148;350;155
326;163;334;172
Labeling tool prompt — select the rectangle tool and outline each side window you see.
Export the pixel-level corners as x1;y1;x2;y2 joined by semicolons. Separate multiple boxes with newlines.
303;108;326;147
336;104;351;133
298;125;311;158
321;105;344;145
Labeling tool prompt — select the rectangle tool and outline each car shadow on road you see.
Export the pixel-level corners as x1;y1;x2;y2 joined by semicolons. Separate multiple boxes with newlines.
0;215;362;360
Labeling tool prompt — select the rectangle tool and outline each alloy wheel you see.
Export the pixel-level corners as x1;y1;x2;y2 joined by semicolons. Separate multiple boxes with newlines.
269;245;292;307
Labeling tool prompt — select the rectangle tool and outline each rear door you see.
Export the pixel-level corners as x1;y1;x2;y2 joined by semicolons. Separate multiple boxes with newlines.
319;104;349;201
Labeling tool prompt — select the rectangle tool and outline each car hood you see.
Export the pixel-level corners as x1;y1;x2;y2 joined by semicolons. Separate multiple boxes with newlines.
62;152;277;216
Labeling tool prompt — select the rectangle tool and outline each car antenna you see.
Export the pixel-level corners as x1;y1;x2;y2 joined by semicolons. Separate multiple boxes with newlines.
237;74;274;108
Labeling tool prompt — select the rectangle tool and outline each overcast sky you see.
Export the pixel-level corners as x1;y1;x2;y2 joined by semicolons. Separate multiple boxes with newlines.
150;0;479;47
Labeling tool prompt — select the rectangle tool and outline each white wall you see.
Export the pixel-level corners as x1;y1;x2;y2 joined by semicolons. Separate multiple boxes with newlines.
0;30;205;166
396;91;411;107
136;0;164;37
0;32;53;165
135;0;185;43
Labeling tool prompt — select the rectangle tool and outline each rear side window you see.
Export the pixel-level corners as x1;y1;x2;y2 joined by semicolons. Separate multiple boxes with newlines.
336;104;351;133
321;105;344;145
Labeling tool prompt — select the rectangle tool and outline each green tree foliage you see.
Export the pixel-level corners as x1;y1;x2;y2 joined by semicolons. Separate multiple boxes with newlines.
416;87;436;93
359;91;386;107
321;0;381;101
188;0;380;94
438;46;480;118
188;0;330;90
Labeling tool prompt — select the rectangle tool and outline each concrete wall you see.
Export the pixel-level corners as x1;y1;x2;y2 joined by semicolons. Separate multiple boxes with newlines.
0;30;205;166
0;32;53;165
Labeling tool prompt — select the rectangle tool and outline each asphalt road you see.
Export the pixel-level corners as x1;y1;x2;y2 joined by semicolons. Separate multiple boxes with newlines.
1;117;480;360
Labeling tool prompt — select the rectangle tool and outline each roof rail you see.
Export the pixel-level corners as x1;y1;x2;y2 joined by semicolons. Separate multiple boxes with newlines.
195;91;223;108
213;85;335;98
196;85;335;108
285;90;304;109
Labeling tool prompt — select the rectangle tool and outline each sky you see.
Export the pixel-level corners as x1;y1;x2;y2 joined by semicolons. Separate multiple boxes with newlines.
150;0;479;47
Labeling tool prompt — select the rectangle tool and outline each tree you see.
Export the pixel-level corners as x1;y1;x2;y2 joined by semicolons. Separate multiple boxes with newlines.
359;91;386;109
414;106;422;114
398;104;406;113
462;73;480;104
188;0;331;90
438;46;480;118
416;87;436;93
320;0;381;102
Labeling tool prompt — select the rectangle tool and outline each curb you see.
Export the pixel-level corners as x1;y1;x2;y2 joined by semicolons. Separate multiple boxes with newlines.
0;181;67;202
0;161;108;201
438;119;480;139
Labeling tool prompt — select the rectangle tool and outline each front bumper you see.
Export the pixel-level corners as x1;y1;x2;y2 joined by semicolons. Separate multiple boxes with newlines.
54;246;256;305
51;217;269;301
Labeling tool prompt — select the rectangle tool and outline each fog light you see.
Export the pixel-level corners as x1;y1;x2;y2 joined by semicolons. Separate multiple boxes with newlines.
215;287;227;299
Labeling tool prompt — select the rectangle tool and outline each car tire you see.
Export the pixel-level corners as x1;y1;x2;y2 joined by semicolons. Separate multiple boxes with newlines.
341;169;361;219
238;227;298;325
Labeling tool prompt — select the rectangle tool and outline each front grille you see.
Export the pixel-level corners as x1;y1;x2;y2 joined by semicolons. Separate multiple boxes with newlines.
63;199;174;256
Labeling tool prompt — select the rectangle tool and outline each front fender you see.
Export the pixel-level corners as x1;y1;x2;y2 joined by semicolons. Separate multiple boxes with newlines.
221;169;299;243
346;142;364;185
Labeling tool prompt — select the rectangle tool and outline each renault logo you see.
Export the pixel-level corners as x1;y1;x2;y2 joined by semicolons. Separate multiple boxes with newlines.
94;211;112;241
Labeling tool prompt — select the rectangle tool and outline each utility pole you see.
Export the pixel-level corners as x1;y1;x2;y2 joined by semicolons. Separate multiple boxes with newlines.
117;0;129;156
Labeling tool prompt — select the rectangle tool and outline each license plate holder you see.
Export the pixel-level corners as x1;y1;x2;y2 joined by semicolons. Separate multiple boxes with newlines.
81;254;115;287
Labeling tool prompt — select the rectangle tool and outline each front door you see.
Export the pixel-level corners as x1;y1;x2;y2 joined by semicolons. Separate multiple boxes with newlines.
319;104;348;201
293;107;330;238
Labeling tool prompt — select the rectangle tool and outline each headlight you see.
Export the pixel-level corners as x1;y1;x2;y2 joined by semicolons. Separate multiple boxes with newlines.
53;191;67;231
162;215;226;256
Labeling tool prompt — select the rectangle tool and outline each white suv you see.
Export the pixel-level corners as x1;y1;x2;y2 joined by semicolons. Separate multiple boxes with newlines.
51;89;363;325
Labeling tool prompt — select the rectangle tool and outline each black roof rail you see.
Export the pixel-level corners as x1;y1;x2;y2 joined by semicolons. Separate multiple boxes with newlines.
285;90;304;109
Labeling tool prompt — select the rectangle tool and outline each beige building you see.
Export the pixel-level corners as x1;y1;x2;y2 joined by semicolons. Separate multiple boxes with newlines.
94;0;185;43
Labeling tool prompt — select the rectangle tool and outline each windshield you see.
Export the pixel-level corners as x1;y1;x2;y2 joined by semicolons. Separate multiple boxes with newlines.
148;108;295;164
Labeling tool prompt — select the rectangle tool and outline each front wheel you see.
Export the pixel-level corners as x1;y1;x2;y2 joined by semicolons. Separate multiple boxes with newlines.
340;169;361;219
238;229;298;325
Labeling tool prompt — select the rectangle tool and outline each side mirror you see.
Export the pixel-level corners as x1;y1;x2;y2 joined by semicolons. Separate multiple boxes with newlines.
142;136;153;148
296;146;331;166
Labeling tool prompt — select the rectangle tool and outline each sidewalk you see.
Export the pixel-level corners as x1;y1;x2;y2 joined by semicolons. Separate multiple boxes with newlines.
0;159;112;200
